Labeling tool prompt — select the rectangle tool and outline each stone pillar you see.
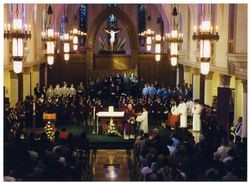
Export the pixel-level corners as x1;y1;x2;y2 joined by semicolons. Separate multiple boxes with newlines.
176;67;180;87
183;66;191;84
45;64;48;86
192;69;200;100
204;72;213;106
9;71;18;108
31;65;40;96
241;80;247;139
23;67;31;98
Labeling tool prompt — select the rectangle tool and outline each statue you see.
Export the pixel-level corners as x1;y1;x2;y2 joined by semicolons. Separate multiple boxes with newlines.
104;28;121;51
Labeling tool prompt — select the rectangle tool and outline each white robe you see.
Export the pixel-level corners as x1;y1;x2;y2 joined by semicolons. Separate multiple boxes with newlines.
178;102;187;127
186;100;194;117
171;105;179;115
136;111;148;133
192;104;202;131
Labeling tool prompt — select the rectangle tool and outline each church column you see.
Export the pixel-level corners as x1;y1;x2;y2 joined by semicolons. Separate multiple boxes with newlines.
9;71;18;107
176;67;180;87
241;80;247;139
204;72;214;106
183;66;191;85
31;65;40;96
23;67;31;98
192;68;200;100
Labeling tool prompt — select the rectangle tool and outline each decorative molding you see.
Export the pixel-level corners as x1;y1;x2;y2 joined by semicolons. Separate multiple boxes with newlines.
205;72;214;80
35;49;47;61
227;53;247;80
220;74;231;87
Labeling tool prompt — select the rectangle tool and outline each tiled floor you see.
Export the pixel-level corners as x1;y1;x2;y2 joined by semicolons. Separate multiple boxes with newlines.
92;149;131;181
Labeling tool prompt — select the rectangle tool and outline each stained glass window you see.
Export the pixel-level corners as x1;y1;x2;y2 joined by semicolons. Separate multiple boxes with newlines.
138;4;146;46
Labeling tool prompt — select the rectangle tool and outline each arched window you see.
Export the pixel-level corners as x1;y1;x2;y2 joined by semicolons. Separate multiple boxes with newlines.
60;16;66;35
79;4;87;45
138;4;146;46
107;4;118;46
107;4;118;29
79;4;87;32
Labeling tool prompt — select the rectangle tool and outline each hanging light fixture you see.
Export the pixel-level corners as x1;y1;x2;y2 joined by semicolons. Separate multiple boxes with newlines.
192;4;219;75
60;5;71;61
154;34;162;61
166;5;183;67
4;4;31;73
139;4;155;52
41;5;59;66
70;7;87;52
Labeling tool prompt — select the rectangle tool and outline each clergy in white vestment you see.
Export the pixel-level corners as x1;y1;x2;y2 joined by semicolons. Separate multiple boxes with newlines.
177;98;187;128
186;98;194;118
192;99;202;131
136;107;148;133
171;100;179;115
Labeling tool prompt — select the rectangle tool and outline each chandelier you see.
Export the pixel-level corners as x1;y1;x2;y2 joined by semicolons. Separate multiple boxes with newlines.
165;5;183;66
70;13;87;52
4;4;31;74
41;5;59;65
139;4;155;52
192;5;219;75
154;34;162;61
60;5;71;61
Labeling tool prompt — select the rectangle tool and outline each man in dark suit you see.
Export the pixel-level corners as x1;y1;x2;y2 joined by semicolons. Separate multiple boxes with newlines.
34;83;41;98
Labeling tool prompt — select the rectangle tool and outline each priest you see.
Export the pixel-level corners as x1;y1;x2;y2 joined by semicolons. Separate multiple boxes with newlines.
177;97;187;128
123;103;136;139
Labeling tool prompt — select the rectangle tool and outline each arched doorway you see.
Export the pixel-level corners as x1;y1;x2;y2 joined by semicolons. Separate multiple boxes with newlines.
86;6;139;76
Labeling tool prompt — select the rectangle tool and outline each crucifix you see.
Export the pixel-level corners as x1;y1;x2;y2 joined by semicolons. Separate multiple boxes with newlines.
104;28;121;51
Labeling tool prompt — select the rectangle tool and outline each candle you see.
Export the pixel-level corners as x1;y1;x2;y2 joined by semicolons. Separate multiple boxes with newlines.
33;102;36;114
24;24;28;31
28;24;31;32
93;106;96;120
193;26;197;33
4;24;7;32
215;25;219;33
7;24;10;31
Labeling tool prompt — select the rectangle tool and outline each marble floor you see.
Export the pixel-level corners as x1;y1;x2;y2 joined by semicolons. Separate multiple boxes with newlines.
91;149;132;181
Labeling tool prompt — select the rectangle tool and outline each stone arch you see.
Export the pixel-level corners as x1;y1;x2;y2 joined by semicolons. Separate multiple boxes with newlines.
86;6;139;71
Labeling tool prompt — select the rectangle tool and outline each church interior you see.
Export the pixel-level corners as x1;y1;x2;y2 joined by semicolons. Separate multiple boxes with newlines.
3;3;248;181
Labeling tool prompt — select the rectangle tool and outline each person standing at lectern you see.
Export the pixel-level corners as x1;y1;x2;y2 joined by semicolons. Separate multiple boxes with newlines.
123;104;136;140
34;83;41;98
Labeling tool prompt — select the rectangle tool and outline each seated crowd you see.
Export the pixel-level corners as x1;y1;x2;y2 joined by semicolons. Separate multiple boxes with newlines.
133;127;247;181
4;73;245;181
4;129;90;181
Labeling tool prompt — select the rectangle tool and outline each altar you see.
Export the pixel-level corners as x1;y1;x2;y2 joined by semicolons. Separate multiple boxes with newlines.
96;111;125;135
